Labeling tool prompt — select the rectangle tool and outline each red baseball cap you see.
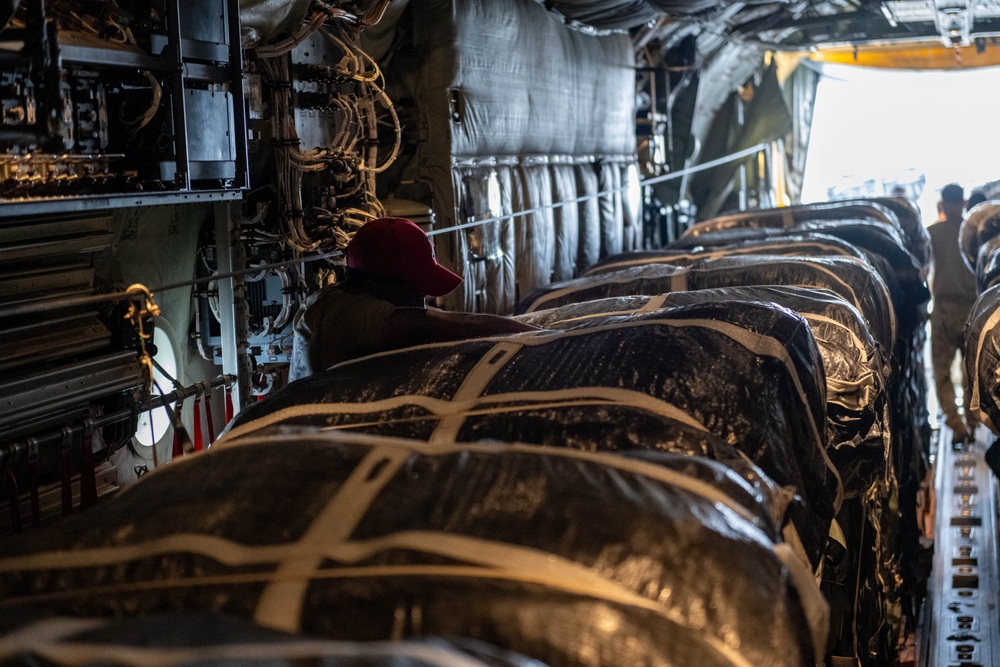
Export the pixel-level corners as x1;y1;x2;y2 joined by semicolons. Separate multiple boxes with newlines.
347;217;463;297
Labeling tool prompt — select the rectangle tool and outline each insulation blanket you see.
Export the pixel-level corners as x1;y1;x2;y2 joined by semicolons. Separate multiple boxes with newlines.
390;0;637;309
0;613;543;667
516;255;897;353
415;0;636;160
583;233;870;276
516;288;890;497
965;284;1000;433
0;430;828;667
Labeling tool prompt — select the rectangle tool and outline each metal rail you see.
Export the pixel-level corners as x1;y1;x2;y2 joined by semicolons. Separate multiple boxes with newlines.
924;422;1000;666
0;374;234;468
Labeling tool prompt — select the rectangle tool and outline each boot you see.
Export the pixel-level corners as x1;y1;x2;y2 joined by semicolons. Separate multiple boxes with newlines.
946;414;972;444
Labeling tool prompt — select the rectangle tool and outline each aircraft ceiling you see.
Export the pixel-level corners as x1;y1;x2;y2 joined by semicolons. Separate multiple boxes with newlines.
538;1;1000;51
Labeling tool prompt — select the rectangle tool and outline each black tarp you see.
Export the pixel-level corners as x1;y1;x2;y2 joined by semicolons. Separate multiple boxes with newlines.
0;430;827;667
684;199;929;270
516;287;889;498
666;214;929;620
965;284;1000;433
0;612;547;666
976;235;1000;293
583;233;870;277
959;202;1000;273
516;255;896;354
226;301;837;569
678;218;925;311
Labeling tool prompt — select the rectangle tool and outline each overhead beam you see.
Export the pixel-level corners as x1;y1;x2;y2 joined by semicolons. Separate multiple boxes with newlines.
743;9;1000;49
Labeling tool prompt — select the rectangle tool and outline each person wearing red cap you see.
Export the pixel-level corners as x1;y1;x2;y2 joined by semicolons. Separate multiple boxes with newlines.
289;217;539;381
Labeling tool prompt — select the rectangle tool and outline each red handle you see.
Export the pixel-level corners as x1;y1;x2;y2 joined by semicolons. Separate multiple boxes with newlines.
193;396;204;452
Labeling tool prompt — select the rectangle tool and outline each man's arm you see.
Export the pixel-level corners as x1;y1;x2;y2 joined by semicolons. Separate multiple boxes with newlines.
379;308;541;351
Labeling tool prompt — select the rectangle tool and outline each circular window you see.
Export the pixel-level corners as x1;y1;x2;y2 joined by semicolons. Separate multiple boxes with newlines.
134;327;177;447
625;164;642;222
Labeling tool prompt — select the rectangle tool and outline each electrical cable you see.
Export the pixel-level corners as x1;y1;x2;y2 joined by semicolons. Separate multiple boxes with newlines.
252;6;357;59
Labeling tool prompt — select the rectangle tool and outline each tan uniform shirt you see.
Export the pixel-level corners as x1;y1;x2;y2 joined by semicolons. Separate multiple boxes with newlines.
928;217;977;303
288;286;397;381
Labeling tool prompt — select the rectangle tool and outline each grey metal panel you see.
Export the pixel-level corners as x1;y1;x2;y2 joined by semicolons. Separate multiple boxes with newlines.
146;36;230;66
0;215;112;240
189;160;237;180
0;233;115;262
0;352;143;428
0;313;112;373
0;265;95;299
185;89;236;163
59;44;165;70
181;0;228;46
0;190;242;218
214;201;252;411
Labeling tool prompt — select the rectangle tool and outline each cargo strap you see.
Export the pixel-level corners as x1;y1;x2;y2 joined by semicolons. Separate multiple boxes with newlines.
59;429;73;517
79;430;98;509
171;402;184;458
203;386;216;445
193;396;204;452
220;387;710;443
253;445;411;633
4;465;20;534
430;341;522;445
27;441;40;528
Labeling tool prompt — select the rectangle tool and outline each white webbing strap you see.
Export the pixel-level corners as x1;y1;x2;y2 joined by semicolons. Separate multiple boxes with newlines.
253;445;411;632
430;341;522;445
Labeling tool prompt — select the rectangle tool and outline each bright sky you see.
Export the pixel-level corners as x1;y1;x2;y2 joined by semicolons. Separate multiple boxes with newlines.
800;62;1000;226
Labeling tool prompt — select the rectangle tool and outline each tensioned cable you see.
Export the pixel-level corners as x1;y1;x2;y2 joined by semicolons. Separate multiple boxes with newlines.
0;143;766;319
425;142;768;237
0;250;343;319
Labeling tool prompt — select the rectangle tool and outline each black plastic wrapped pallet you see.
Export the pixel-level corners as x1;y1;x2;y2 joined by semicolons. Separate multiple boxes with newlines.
871;197;930;270
888;299;932;627
0;612;546;667
683;199;930;269
0;430;828;667
517;287;890;498
677;220;925;313
667;225;896;279
516;255;897;355
513;294;901;666
793;221;919;279
965;284;1000;433
226;302;837;569
976;235;1000;292
583;233;870;277
795;221;925;310
959;202;1000;273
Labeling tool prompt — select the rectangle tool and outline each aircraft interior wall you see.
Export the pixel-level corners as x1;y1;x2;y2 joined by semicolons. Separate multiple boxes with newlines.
1;1;999;665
